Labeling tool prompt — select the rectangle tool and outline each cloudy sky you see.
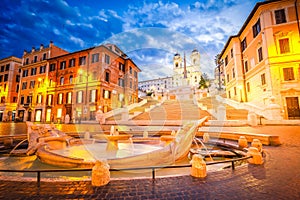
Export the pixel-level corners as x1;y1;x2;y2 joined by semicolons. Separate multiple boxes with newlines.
0;0;260;81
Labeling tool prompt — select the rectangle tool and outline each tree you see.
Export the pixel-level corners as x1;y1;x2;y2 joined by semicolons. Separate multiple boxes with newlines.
198;76;208;89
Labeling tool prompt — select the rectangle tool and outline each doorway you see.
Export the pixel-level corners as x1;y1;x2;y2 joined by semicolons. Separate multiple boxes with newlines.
286;97;300;119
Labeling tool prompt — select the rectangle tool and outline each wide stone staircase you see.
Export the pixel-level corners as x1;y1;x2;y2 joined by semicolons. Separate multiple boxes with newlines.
132;99;212;121
197;96;250;120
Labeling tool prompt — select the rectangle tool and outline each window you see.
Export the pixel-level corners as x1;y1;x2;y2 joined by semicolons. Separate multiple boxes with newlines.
29;80;35;89
25;58;29;65
232;68;235;79
22;70;28;77
20;96;24;104
60;77;64;85
5;64;10;71
275;9;286;24
49;63;56;72
244;61;248;73
13;97;17;103
234;87;237;95
118;78;124;87
228;91;231;99
79;56;86;65
252;19;261;38
0;75;2;82
47;94;53;105
134;71;137;78
279;38;290;54
241;38;247;52
227;74;230;83
27;96;32;104
1;96;5;104
283;67;294;81
22;82;27;90
103;90;111;99
4;74;8;82
57;93;64;104
130;80;132;89
104;54;110;64
258;47;263;62
90;90;97;103
77;91;83;103
49;79;53;87
67;92;72;104
0;66;4;72
105;71;110;82
246;82;250;92
34;56;38;63
261;73;266;85
225;56;228;66
16;84;19;93
36;94;43;104
69;75;73;84
43;53;47;60
230;49;233;58
31;68;37;75
69;58;75;67
40;65;46;74
92;53;99;63
119;63;125;72
60;61;66;70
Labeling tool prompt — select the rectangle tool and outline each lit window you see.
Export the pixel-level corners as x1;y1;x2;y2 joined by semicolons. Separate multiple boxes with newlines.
67;92;72;104
60;77;64;85
58;93;63;104
69;75;73;84
90;90;97;103
283;67;294;81
60;61;66;70
77;91;83;103
279;38;290;54
47;94;53;105
36;94;43;104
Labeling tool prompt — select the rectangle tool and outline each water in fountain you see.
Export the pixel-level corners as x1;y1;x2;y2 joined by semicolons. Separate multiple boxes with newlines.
194;137;214;161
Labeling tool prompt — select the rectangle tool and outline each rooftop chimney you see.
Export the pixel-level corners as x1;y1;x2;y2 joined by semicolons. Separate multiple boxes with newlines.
31;47;35;53
40;44;44;50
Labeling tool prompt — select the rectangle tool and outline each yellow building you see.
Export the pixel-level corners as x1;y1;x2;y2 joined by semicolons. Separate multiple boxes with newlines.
219;0;300;119
0;56;21;121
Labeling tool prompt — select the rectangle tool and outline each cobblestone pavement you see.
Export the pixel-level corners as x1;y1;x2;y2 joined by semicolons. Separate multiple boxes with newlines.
0;125;300;199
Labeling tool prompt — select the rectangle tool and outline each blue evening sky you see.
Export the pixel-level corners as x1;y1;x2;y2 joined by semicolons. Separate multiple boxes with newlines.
0;0;260;80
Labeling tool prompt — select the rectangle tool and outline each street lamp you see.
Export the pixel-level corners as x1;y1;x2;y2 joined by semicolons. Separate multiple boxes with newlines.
206;81;210;93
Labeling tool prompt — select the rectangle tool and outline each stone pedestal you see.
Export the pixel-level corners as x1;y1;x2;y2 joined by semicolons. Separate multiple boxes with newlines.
190;154;207;178
105;135;132;151
92;160;110;186
251;139;262;152
247;147;263;165
238;136;248;148
247;111;257;126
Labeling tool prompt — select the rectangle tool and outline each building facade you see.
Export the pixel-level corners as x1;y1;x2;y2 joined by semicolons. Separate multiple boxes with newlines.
173;49;202;88
16;42;140;123
17;41;69;122
46;44;140;123
219;0;300;119
0;56;22;121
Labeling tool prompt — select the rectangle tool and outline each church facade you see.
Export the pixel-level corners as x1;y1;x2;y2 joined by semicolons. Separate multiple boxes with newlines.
138;49;202;95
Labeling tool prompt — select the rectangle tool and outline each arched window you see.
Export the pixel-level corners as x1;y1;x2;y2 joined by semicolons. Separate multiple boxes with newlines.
69;75;73;84
60;77;64;85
